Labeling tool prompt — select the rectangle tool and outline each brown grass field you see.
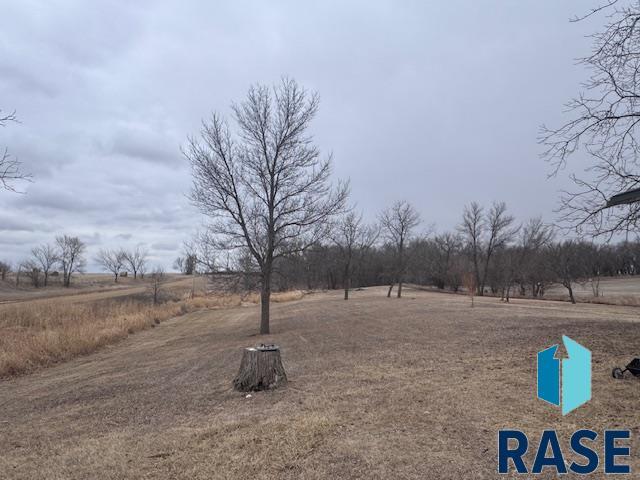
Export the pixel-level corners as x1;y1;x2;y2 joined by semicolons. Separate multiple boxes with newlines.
0;275;303;378
2;285;640;478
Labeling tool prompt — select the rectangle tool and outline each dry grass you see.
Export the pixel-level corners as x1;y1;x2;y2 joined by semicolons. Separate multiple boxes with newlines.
0;289;305;378
4;287;640;478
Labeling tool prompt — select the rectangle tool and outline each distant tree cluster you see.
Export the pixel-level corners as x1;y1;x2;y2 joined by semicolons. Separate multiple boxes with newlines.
0;239;151;288
95;246;148;282
0;235;86;288
182;199;640;306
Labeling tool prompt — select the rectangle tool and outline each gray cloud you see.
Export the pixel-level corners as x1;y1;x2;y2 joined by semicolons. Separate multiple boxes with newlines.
0;0;602;269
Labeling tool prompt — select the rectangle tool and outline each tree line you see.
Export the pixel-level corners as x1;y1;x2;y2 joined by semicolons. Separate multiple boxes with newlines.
178;199;640;306
0;238;150;287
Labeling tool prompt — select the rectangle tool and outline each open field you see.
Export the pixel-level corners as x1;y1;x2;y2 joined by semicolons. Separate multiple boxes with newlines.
0;276;303;378
1;286;639;478
0;273;196;304
546;276;640;305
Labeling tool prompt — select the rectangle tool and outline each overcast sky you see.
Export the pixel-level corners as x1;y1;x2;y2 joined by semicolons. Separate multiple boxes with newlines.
0;1;605;270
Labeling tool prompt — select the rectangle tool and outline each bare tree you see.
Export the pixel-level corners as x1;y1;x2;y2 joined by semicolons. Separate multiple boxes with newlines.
462;271;476;307
173;256;185;274
432;233;463;290
459;202;484;294
380;201;420;298
56;235;86;287
31;243;59;287
517;217;555;296
186;78;348;334
123;247;148;279
332;211;379;300
183;233;217;273
459;201;517;295
548;240;589;304
22;260;43;287
541;2;640;237
0;260;10;281
150;267;165;305
0;109;31;192
482;202;518;294
96;248;126;283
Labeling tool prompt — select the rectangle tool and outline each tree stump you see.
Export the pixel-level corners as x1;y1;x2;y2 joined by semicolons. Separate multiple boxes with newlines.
233;344;287;392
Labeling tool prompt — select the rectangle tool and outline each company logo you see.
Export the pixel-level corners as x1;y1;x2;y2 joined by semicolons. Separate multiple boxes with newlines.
537;335;591;415
498;336;631;475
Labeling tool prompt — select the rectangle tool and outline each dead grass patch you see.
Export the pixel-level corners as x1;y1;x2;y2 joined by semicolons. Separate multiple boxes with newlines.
191;412;335;477
0;290;304;378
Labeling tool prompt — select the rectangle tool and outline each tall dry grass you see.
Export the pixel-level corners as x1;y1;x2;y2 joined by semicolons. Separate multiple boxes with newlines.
0;290;305;378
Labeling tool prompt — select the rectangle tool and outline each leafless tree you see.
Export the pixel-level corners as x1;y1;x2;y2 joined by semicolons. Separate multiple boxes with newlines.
459;202;484;294
0;109;31;192
541;2;640;237
96;248;126;283
482;202;518;294
185;78;348;334
20;259;41;288
173;256;186;274
432;232;463;290
459;201;517;295
31;243;59;287
0;260;10;281
516;217;555;296
56;235;86;287
548;240;590;304
183;232;217;273
150;267;165;305
332;211;379;300
380;200;421;298
123;246;148;279
462;271;476;307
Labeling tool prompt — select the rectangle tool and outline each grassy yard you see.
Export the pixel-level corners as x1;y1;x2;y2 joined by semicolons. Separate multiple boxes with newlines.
1;286;639;478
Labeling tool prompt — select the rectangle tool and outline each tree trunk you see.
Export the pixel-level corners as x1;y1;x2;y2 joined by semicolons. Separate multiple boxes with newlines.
233;345;287;392
344;262;350;300
387;282;394;297
568;285;576;304
397;279;403;298
260;272;271;335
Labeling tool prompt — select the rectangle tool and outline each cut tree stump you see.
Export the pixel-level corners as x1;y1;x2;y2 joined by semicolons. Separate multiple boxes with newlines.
233;344;287;392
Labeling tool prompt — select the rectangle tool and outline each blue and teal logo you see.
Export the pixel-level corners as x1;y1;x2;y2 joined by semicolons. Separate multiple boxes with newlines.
498;337;631;474
537;335;591;415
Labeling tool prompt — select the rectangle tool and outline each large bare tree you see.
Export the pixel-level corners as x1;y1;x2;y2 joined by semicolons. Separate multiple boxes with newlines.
541;2;640;237
185;78;348;334
332;211;379;300
380;201;420;298
56;235;86;287
0;109;31;192
31;243;59;287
